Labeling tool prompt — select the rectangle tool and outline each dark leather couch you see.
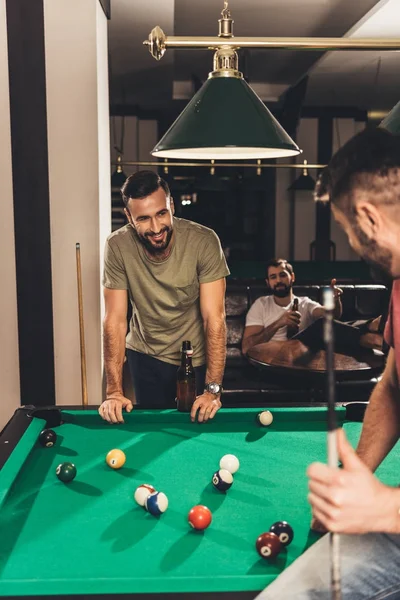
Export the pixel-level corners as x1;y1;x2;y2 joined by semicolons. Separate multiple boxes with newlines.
223;281;390;405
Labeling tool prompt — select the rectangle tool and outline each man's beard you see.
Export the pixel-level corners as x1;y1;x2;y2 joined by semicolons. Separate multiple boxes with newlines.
272;283;292;298
353;223;393;277
136;226;173;256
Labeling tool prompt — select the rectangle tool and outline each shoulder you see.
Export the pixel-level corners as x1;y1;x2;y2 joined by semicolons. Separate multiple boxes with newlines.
297;296;321;311
174;217;220;241
106;224;134;249
298;295;319;305
251;295;270;309
106;224;132;243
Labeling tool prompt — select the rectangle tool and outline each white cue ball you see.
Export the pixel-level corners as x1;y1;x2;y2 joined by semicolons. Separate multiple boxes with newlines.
219;454;240;474
258;411;273;426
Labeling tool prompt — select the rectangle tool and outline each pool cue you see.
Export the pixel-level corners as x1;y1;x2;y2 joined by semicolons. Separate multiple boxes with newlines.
323;286;342;600
76;243;88;407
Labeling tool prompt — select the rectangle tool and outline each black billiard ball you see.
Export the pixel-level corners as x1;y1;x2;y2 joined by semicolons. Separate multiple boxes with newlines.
56;462;76;483
256;531;282;559
39;429;57;448
212;469;233;492
269;521;294;546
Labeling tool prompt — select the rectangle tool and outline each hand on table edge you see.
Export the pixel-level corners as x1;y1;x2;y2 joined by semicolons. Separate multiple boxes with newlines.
99;393;133;424
190;391;222;423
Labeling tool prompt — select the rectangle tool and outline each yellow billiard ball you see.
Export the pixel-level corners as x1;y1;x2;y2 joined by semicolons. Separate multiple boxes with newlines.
106;449;126;469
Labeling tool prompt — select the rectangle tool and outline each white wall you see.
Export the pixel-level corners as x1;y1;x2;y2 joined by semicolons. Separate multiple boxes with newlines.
44;0;110;406
0;0;20;428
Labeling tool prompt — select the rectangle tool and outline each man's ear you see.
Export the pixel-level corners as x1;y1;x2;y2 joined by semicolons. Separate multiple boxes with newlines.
170;197;175;215
265;278;271;289
124;208;133;225
291;273;296;284
355;202;380;239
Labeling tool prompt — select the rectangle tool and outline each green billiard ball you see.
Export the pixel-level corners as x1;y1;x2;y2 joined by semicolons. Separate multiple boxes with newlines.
56;462;76;483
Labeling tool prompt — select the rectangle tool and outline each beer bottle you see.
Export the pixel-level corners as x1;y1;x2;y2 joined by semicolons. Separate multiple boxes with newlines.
287;298;300;339
176;340;196;412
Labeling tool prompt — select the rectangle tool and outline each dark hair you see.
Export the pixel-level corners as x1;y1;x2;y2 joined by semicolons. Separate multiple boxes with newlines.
266;258;294;278
326;127;400;218
120;170;170;207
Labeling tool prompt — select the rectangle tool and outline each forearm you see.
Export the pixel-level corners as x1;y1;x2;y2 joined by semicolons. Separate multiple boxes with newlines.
103;318;127;395
356;379;400;471
333;298;342;319
242;321;282;354
204;316;227;384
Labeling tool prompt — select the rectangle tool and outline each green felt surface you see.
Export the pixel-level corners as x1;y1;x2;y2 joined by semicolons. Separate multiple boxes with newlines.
0;407;398;596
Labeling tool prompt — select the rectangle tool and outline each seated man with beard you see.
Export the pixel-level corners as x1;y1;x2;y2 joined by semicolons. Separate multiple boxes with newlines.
242;258;342;355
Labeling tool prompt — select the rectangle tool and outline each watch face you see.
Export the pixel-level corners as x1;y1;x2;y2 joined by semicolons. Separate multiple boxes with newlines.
208;383;220;394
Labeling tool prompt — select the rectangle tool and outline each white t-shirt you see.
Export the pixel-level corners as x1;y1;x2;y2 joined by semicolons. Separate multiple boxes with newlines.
245;295;321;341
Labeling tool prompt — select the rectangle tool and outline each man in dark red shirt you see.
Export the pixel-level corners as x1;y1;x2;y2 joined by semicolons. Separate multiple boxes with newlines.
256;128;400;599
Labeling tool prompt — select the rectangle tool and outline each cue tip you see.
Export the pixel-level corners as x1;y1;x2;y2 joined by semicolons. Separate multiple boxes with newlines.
76;242;80;249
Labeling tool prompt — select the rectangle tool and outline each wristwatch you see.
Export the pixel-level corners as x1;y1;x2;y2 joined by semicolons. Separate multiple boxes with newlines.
204;382;223;395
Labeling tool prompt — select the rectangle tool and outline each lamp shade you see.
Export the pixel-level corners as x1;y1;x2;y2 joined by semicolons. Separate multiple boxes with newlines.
380;100;400;134
288;172;316;191
152;76;301;160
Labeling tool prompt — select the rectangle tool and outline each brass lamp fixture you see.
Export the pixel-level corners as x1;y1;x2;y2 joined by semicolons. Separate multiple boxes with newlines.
288;160;316;191
147;3;301;160
111;155;127;189
145;4;400;160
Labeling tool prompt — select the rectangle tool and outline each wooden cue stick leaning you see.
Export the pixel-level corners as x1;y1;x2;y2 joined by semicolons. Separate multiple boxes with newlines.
323;286;342;600
76;243;88;406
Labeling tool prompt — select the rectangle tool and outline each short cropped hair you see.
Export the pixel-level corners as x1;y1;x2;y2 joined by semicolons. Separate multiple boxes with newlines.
120;170;170;207
326;128;400;218
266;258;294;278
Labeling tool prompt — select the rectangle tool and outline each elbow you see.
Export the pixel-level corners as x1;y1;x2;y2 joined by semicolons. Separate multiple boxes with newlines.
203;311;226;331
103;313;127;334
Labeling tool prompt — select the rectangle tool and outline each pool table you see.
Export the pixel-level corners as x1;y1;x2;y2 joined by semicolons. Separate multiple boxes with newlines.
0;403;399;599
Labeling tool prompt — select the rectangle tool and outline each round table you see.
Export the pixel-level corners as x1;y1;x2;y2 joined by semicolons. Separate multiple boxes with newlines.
247;340;385;382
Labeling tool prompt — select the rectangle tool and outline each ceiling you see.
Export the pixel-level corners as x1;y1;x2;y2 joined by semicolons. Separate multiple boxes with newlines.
108;0;400;116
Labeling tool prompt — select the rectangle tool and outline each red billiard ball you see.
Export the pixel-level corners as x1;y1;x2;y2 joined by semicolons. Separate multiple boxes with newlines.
269;521;294;546
256;532;282;559
188;505;212;530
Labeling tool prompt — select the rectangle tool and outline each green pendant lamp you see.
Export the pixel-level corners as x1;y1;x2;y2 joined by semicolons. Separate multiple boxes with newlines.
380;100;400;134
150;5;301;161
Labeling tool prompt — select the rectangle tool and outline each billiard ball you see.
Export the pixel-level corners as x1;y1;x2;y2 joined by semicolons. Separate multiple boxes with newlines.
256;532;282;560
257;411;273;426
134;484;157;507
219;454;240;474
56;462;77;483
145;491;169;516
106;449;126;469
188;505;212;530
39;429;57;448
212;468;233;492
269;521;294;546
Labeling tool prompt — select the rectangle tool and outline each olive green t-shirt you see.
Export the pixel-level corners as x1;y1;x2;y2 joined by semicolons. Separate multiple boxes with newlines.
103;217;230;366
